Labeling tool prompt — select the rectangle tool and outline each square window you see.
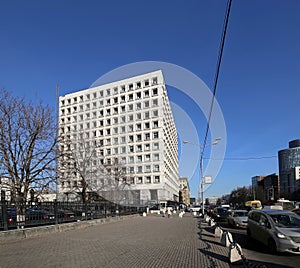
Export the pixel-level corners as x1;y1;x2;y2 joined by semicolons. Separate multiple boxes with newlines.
136;103;142;110
145;144;150;151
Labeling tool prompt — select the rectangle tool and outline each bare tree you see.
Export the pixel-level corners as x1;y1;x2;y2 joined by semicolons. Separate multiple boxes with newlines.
0;89;57;215
59;136;132;204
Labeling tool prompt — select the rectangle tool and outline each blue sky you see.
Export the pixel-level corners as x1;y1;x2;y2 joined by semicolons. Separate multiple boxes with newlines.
1;0;300;198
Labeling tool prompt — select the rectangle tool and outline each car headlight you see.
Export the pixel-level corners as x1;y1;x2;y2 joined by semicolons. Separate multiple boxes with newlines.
276;232;288;239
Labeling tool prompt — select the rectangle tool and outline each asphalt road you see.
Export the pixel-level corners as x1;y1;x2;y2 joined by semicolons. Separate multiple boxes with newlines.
217;222;300;268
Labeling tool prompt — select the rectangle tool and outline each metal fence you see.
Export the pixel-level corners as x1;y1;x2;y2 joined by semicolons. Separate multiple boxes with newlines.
0;201;146;231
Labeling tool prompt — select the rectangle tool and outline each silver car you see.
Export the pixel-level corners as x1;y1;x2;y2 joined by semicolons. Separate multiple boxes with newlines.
247;209;300;254
227;210;248;228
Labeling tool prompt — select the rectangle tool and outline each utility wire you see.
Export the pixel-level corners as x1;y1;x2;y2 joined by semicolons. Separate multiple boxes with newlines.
203;156;277;161
200;0;232;159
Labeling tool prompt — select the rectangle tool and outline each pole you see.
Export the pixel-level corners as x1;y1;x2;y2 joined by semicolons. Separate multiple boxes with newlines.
200;154;205;216
55;84;59;203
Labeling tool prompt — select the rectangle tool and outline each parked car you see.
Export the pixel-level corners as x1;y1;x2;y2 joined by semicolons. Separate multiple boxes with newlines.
247;209;300;254
227;210;248;228
25;208;55;221
0;207;17;227
57;209;76;220
189;205;201;212
291;208;300;216
212;207;230;222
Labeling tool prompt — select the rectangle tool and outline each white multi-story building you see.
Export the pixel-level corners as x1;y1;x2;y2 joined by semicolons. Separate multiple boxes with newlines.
58;70;179;205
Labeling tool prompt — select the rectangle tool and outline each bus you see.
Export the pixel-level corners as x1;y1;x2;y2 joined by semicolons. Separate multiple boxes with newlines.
245;200;262;210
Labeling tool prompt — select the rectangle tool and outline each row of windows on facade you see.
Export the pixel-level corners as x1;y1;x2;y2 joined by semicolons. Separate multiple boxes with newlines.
63;140;161;153
61;162;161;176
60;108;160;125
61;120;160;135
60;77;159;106
63;151;161;164
62;130;161;143
60;153;161;170
60;97;160;116
60;175;161;188
100;154;161;164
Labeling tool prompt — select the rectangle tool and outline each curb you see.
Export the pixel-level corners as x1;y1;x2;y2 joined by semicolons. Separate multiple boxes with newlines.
0;214;140;241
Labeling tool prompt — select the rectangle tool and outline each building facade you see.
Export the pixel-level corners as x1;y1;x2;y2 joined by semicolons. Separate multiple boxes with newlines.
58;70;179;205
0;177;11;202
179;177;190;206
278;139;300;195
251;174;280;203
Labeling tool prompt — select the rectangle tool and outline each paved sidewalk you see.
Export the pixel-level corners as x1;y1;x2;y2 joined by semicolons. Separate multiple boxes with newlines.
0;213;243;268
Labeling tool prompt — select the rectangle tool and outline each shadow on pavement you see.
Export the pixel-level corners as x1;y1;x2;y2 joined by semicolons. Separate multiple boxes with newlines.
197;219;295;268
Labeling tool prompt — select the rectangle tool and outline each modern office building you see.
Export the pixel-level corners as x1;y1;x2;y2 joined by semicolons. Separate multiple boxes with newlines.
278;139;300;195
58;70;179;205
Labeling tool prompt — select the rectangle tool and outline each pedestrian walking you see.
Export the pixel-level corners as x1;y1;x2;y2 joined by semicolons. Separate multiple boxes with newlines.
167;207;172;218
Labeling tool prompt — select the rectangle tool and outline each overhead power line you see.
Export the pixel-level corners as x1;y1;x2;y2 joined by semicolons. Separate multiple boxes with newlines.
203;156;278;161
201;0;232;158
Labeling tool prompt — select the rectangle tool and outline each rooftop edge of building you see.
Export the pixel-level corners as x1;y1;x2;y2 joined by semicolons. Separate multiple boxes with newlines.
59;69;164;99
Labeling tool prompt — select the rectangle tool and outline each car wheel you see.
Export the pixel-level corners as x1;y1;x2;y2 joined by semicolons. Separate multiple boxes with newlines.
268;238;277;254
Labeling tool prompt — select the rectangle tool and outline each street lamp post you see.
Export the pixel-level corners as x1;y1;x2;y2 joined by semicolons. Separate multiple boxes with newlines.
183;138;221;216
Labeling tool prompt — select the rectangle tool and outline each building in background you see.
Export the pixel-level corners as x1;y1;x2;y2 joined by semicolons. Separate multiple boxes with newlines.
179;177;190;206
58;70;179;205
278;139;300;196
251;174;279;203
0;177;11;202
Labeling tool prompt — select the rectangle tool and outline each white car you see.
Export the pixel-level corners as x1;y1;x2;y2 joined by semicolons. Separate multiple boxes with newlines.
227;210;248;228
189;205;201;212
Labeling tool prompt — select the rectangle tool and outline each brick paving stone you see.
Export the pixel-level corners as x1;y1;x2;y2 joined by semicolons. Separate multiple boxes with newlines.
0;213;246;268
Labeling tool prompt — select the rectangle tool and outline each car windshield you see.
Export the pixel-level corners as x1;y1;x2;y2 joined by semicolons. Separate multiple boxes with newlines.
270;213;300;228
234;211;248;217
217;208;228;213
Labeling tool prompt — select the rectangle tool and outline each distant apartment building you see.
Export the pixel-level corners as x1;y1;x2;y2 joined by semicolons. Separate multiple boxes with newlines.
58;70;179;205
251;174;279;202
0;177;11;201
278;139;300;195
179;177;190;205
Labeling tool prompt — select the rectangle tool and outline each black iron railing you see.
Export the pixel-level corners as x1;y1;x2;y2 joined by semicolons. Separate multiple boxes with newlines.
0;200;146;231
